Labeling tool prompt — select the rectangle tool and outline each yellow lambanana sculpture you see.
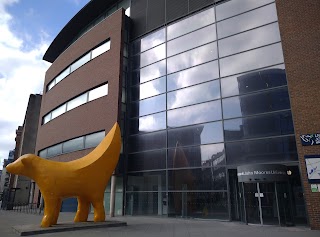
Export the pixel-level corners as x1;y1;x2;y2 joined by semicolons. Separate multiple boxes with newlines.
6;123;121;227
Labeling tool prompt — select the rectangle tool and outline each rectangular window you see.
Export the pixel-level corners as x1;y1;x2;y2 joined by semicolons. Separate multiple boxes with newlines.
38;149;47;158
140;43;166;68
63;137;84;153
85;131;105;148
67;93;88;111
51;104;66;120
129;112;166;134
70;52;91;72
92;40;111;59
47;80;55;90
43;113;51;124
88;84;108;101
47;144;62;157
55;68;70;84
140;59;166;83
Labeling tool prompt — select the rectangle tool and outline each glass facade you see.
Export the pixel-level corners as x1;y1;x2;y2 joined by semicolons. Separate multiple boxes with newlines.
125;0;301;221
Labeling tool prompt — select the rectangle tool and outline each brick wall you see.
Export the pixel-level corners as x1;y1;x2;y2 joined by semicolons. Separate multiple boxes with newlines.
276;0;320;230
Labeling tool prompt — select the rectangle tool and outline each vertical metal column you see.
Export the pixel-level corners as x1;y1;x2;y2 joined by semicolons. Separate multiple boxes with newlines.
110;174;116;217
257;183;263;225
274;182;281;226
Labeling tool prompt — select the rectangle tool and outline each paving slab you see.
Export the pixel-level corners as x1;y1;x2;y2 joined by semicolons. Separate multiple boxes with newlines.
12;221;127;236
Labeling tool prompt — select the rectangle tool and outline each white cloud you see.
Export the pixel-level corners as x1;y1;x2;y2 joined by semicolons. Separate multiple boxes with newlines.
0;0;50;167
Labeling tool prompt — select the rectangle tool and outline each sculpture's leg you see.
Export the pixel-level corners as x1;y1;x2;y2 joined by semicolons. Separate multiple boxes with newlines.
74;197;90;222
52;198;62;225
92;196;105;222
41;196;60;227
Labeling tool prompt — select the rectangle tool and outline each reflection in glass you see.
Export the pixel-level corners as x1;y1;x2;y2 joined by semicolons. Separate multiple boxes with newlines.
167;60;219;91
43;114;51;124
131;94;166;117
92;40;111;59
226;136;298;165
51;104;66;119
167;42;217;74
167;143;225;168
138;77;166;100
140;44;166;68
222;87;290;119
141;28;166;52
85;131;105;148
168;192;228;219
167;80;220;109
140;60;166;83
47;144;62;157
67;93;87;111
70;52;91;72
55;68;70;84
168;121;223;147
63;137;84;153
88;84;108;101
167;24;216;57
220;43;284;77
39;149;47;158
167;7;215;40
219;23;281;57
130;112;166;134
216;0;274;21
168;100;222;128
47;80;55;90
127;149;166;171
217;4;278;39
221;65;286;97
168;167;226;191
127;171;166;191
128;130;166;152
126;192;167;216
224;111;294;141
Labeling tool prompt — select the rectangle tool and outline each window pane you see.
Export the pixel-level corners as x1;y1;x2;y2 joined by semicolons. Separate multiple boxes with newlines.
85;131;105;148
140;44;166;68
88;84;108;101
219;23;281;57
131;76;166;101
39;149;47;158
216;0;274;21
70;52;91;72
141;28;166;52
127;171;166;192
222;87;290;119
67;93;88;111
128;130;166;153
63;137;84;153
43;113;51;124
55;68;70;84
51;104;66;119
126;192;167;215
220;43;284;77
168;100;222;128
130;112;166;134
131;94;166;117
47;80;55;91
167;24;216;57
167;42;217;74
167;80;220;109
168;121;223;147
47;144;62;157
92;40;111;59
221;65;286;97
140;60;166;83
167;143;225;169
127;149;166;172
167;60;219;91
168;168;227;191
224;111;294;141
225;136;298;166
217;4;278;38
167;7;215;40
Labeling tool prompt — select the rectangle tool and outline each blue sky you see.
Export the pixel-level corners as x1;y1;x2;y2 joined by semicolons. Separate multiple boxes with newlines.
0;0;90;168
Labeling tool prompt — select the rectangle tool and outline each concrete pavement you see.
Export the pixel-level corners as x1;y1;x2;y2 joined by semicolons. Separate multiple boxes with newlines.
0;210;319;237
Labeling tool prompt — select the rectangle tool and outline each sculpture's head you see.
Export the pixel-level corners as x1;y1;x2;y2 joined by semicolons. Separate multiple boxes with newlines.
6;154;38;178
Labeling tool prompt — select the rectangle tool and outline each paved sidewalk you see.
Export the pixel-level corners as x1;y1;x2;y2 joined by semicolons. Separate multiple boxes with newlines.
0;210;319;237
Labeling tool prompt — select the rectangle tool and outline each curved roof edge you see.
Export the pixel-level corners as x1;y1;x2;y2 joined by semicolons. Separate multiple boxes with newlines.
43;0;118;63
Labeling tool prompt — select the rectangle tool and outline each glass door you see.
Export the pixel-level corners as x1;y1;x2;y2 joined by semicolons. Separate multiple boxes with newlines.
243;183;261;224
259;183;279;225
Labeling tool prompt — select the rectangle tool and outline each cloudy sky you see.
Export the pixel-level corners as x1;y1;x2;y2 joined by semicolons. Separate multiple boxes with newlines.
0;0;89;168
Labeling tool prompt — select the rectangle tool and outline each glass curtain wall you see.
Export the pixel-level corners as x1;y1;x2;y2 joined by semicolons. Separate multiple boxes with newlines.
126;0;298;220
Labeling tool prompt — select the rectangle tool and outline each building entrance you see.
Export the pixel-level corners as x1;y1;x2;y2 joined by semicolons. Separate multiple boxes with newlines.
241;182;293;225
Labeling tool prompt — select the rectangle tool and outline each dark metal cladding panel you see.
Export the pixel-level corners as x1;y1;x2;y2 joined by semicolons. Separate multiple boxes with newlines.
189;0;214;13
131;0;148;38
146;0;165;32
166;0;188;23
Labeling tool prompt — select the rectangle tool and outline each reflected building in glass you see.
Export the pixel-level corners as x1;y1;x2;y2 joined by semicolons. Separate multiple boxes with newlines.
36;0;320;229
